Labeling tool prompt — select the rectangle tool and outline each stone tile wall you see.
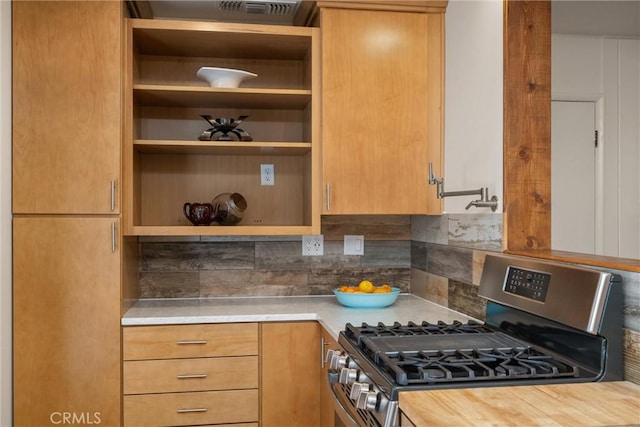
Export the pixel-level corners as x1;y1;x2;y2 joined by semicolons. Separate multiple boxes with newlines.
134;212;639;384
138;215;413;298
410;213;640;385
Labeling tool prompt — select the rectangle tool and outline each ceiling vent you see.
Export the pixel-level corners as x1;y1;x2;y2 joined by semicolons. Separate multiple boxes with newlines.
144;0;303;25
218;1;299;18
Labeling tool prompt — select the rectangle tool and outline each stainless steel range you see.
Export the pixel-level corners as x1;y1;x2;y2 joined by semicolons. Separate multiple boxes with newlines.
326;254;623;427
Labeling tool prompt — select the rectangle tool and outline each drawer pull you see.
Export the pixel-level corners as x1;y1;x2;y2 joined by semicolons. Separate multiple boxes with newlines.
176;340;207;345
177;408;208;414
176;374;208;379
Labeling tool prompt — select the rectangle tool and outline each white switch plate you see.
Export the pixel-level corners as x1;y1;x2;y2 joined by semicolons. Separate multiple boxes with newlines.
344;235;364;255
261;163;275;186
302;235;324;256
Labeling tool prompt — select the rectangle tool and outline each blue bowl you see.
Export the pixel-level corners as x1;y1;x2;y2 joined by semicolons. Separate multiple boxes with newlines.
333;287;401;308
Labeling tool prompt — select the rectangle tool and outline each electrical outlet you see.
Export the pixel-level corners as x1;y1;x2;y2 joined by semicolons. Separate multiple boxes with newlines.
302;235;324;256
261;163;275;186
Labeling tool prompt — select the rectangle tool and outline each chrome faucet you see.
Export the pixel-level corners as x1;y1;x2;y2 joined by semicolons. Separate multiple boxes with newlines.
428;163;499;212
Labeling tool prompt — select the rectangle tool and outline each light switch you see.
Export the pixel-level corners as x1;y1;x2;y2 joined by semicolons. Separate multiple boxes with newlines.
344;235;364;255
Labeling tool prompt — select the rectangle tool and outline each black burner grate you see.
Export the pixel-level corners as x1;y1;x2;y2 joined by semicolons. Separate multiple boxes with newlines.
378;347;579;385
344;321;580;386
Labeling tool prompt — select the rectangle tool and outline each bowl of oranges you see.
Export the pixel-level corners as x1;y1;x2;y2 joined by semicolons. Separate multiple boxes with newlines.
333;280;401;308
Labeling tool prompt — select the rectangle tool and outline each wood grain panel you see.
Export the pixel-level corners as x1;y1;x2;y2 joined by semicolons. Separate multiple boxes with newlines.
261;322;321;427
124;389;258;426
503;0;551;251
123;323;258;360
123;356;258;394
12;1;122;214
320;328;338;427
400;382;640;426
138;153;306;227
13;217;121;427
321;8;441;214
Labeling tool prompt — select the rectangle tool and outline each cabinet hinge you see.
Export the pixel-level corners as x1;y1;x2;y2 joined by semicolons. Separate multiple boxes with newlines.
594;130;598;148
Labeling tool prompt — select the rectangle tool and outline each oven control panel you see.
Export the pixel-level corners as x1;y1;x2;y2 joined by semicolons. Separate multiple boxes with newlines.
504;266;551;302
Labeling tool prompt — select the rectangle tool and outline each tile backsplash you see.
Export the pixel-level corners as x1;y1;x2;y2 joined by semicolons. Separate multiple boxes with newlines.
135;213;640;384
138;216;413;298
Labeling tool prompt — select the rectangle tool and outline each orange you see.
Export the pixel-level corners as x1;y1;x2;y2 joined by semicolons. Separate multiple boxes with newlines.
358;280;375;293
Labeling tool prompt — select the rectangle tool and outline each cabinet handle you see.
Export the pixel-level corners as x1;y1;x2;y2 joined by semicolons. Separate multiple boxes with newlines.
110;180;116;212
321;336;329;368
111;222;116;253
176;340;207;345
177;374;208;379
326;183;331;211
177;408;207;414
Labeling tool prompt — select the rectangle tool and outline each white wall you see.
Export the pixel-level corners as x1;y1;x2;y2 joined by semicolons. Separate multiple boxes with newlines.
0;1;11;425
553;34;640;258
443;0;503;213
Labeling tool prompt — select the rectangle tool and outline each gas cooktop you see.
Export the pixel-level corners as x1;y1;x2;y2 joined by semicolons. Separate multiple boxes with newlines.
344;321;579;387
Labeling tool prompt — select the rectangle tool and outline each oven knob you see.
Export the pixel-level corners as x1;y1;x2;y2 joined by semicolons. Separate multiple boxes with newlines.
339;368;359;384
325;349;339;363
329;353;349;370
349;382;369;401
356;390;378;411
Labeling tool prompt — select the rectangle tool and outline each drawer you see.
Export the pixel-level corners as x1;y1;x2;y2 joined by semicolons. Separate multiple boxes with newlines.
123;356;258;394
123;323;258;360
124;389;259;426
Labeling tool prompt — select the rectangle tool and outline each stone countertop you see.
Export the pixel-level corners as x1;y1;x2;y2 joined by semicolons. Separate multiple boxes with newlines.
121;294;477;340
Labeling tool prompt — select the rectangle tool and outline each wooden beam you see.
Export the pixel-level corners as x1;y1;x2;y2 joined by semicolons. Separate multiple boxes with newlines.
503;0;551;251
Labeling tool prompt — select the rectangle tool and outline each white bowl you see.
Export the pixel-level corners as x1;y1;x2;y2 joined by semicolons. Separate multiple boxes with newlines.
196;67;257;88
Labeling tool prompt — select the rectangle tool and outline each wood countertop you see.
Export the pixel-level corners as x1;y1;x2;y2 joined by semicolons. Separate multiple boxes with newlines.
399;381;640;426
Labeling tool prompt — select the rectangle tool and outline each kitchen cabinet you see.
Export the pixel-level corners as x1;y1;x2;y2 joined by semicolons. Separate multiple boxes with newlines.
13;217;121;427
320;329;339;427
123;323;259;426
261;322;321;427
12;1;121;215
318;2;446;215
12;2;123;426
123;19;321;236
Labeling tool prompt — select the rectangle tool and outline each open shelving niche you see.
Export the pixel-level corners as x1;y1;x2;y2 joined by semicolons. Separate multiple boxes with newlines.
123;19;321;236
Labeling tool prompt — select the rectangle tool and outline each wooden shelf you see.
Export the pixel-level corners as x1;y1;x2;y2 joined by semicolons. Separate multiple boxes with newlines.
133;85;312;109
134;140;312;155
127;225;316;237
124;18;321;237
131;19;314;59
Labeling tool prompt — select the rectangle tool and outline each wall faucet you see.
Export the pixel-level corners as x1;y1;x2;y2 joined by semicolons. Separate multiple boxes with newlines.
428;163;499;212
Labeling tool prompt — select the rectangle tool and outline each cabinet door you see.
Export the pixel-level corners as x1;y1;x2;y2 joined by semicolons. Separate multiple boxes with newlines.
12;1;122;214
321;8;443;215
261;322;321;427
13;217;121;427
320;329;339;427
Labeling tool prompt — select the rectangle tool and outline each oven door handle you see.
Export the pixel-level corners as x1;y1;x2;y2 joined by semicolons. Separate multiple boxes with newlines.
327;372;360;427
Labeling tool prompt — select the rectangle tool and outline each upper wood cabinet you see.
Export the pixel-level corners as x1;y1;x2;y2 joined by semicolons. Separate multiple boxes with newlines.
12;1;122;214
318;3;445;215
123;19;321;236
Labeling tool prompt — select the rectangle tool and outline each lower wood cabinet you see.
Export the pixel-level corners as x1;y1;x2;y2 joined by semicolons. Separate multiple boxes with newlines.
124;390;259;426
261;321;322;427
122;323;259;427
13;217;121;427
122;321;326;426
320;328;339;427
